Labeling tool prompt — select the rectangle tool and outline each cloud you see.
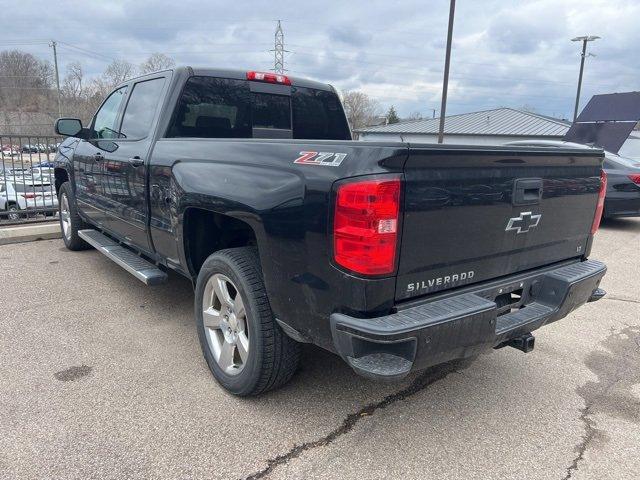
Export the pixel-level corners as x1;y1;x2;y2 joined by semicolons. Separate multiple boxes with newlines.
1;0;636;119
327;26;372;47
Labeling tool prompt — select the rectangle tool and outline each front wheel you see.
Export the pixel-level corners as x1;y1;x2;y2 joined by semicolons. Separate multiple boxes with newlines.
195;247;300;396
58;182;90;251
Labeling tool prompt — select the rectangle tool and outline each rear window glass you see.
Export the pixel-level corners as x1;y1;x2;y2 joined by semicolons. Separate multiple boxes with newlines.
167;76;350;140
292;87;351;140
252;93;291;130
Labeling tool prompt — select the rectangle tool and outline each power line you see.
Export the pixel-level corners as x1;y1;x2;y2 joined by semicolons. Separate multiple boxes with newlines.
287;49;621;90
56;41;117;63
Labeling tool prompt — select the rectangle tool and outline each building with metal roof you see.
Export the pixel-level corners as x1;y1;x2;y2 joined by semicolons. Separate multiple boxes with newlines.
355;107;571;145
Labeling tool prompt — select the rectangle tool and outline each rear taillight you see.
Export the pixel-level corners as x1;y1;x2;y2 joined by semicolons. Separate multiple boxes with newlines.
333;176;401;275
591;170;607;234
628;174;640;185
21;193;36;199
246;71;291;85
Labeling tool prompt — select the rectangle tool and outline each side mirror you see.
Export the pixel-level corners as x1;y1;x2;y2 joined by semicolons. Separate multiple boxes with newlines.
55;118;83;137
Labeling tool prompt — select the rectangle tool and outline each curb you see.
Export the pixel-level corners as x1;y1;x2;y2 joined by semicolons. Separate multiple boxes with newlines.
0;222;61;245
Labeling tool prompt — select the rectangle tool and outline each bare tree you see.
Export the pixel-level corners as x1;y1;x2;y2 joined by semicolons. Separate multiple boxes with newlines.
59;62;101;124
62;62;84;99
341;90;381;131
103;59;135;87
406;111;423;121
0;50;53;112
139;53;175;74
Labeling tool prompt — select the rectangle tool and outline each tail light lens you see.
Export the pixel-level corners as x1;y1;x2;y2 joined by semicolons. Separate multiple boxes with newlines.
333;176;401;275
628;174;640;185
591;170;607;234
21;193;36;199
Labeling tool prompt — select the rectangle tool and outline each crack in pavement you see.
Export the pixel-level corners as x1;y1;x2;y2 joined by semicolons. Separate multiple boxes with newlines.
602;296;640;305
562;404;597;480
562;325;640;480
243;361;461;480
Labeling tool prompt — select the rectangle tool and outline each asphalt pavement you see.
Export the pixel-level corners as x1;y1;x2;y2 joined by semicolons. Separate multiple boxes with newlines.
1;218;638;480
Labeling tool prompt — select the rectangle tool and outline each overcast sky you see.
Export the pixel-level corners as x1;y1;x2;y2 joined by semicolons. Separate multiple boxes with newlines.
2;0;638;119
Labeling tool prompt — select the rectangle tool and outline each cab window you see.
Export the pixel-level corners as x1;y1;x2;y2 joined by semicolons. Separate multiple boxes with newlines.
120;78;166;139
167;77;251;138
92;86;128;139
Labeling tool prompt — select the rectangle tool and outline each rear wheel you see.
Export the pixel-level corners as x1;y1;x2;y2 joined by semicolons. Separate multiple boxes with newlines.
58;182;90;251
195;247;300;396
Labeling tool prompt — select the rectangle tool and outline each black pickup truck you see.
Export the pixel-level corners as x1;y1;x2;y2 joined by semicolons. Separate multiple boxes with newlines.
53;67;607;396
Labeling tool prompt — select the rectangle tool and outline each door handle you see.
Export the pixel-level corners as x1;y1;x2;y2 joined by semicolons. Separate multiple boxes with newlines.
129;156;144;167
512;178;543;206
93;152;103;161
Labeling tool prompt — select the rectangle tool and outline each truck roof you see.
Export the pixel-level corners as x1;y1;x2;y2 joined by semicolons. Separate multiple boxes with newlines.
122;66;335;92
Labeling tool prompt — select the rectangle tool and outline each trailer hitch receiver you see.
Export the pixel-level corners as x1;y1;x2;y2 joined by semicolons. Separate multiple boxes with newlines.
507;333;535;353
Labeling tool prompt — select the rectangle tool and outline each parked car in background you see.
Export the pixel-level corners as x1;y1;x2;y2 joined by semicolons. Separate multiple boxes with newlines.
507;140;640;219
1;166;29;177
0;179;58;220
21;144;39;154
33;161;56;168
31;161;56;179
2;146;19;157
31;166;55;181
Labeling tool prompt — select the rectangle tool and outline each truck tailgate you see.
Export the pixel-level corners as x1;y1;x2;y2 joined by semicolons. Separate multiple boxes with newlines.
396;146;603;301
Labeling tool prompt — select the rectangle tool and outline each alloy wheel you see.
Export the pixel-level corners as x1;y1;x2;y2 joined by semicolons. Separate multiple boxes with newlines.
202;274;249;375
59;193;71;240
7;206;20;221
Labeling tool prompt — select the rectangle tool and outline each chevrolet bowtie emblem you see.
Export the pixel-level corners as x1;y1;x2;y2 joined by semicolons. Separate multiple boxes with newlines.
506;212;541;234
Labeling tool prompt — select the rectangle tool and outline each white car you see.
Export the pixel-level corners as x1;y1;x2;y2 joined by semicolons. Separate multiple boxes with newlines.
30;166;55;180
2;148;19;157
0;179;58;220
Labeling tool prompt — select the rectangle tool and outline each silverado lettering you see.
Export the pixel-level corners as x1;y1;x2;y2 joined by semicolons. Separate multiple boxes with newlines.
407;271;475;293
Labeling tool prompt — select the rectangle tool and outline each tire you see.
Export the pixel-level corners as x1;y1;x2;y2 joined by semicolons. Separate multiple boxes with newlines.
58;182;91;251
6;203;23;221
195;247;300;396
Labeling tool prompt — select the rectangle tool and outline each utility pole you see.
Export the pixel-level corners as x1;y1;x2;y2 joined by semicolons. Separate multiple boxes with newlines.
272;20;285;74
49;40;62;118
571;35;600;122
437;0;456;143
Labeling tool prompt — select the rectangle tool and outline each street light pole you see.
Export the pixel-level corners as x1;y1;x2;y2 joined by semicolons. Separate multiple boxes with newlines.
571;35;600;122
437;0;456;144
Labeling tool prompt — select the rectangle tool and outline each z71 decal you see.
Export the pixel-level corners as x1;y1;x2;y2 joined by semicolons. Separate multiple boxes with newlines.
294;151;347;167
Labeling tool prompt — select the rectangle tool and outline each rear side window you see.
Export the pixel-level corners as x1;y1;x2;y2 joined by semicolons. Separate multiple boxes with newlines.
120;78;166;139
167;77;251;138
167;76;350;140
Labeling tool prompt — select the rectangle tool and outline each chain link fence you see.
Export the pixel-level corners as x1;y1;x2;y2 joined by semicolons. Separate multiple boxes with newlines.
1;135;63;225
